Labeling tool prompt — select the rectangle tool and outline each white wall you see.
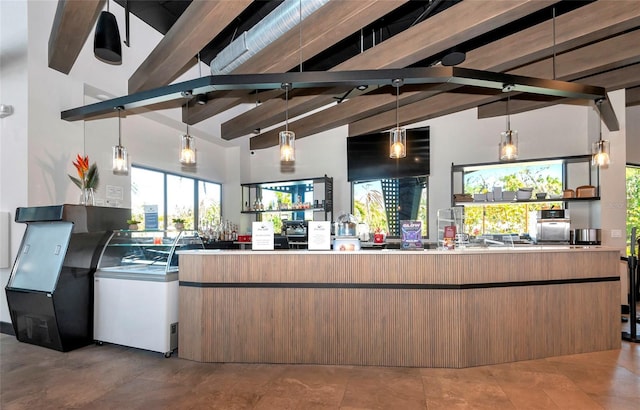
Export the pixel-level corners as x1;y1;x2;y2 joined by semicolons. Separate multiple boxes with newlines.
0;0;29;324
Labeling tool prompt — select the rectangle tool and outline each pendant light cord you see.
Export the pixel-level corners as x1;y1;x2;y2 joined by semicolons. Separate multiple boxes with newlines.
285;86;289;132
395;85;399;129
117;107;122;146
186;101;189;135
552;7;556;80
507;93;511;131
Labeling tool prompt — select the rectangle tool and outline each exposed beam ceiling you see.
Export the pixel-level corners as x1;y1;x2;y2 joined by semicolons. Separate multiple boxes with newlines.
51;0;640;149
188;0;408;125
477;63;640;119
347;1;640;137
48;0;105;74
241;0;557;145
128;0;253;93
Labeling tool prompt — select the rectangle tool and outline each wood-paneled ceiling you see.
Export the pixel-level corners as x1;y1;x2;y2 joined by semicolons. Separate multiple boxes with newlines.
49;0;640;149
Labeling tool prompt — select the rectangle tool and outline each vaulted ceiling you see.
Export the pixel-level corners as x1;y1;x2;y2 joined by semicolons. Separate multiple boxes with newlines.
49;0;640;150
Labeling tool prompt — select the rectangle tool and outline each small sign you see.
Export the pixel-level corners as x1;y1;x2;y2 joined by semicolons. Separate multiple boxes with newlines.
106;185;124;200
308;221;331;250
252;221;274;250
443;225;456;250
401;220;423;250
144;205;159;230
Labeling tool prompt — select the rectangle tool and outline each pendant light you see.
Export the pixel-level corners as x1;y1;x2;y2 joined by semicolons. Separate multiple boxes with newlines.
112;107;129;175
499;87;518;161
592;99;610;168
94;0;122;65
180;101;197;166
389;78;406;159
279;83;295;162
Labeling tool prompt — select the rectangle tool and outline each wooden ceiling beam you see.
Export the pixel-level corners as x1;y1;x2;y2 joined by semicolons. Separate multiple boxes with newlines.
348;1;640;137
128;0;252;94
351;59;640;138
48;0;105;74
240;0;557;144
628;86;640;107
250;84;457;150
190;0;407;126
477;64;640;118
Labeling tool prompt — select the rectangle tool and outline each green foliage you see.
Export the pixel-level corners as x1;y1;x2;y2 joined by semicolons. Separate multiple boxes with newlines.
627;167;640;249
462;165;563;235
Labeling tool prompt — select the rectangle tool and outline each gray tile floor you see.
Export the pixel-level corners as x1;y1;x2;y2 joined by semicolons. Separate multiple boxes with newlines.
1;331;639;409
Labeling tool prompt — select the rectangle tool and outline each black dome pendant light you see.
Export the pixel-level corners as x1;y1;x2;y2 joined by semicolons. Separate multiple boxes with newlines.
94;0;122;64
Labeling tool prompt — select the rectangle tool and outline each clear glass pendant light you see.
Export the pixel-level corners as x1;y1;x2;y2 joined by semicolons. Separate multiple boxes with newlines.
389;79;406;159
112;107;129;175
279;83;295;162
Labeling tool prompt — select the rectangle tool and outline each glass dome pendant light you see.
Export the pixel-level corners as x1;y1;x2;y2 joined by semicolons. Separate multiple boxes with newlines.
499;91;518;161
389;78;406;159
592;99;610;168
179;102;196;166
112;107;129;175
279;83;295;162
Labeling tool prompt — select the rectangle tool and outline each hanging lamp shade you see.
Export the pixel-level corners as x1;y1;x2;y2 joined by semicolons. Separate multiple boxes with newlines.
112;108;129;175
389;79;406;159
279;130;295;162
499;90;518;161
499;130;518;161
180;134;197;165
592;100;610;168
390;127;406;159
94;11;122;64
279;83;295;162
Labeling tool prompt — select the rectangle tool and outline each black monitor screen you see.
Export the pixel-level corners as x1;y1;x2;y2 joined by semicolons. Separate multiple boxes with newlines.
346;127;430;181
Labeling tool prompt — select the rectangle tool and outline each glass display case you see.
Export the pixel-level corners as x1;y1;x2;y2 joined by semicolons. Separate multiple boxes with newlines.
94;230;203;357
97;230;203;275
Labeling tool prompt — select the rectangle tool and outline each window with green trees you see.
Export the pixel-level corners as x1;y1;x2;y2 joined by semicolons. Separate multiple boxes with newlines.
627;165;640;254
352;176;428;237
462;161;564;236
131;166;221;231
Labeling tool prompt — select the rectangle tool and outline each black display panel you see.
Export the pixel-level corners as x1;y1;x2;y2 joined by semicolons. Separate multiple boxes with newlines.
346;127;430;181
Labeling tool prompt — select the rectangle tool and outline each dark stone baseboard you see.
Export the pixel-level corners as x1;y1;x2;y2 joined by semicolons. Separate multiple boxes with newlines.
1;321;15;336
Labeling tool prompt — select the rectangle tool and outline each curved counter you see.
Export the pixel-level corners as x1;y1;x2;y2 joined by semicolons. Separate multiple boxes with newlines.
177;247;620;367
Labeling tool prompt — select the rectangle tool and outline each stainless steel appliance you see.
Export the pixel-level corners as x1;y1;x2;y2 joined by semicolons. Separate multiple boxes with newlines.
574;228;601;245
536;209;570;243
283;220;308;248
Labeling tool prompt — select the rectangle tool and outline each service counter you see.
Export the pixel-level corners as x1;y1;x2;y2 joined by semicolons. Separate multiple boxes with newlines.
177;246;620;368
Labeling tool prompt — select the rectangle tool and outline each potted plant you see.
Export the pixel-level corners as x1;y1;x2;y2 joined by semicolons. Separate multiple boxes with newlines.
127;219;140;230
172;218;186;230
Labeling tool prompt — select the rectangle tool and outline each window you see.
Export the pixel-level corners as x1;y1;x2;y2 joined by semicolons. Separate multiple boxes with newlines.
462;160;564;236
627;164;640;254
131;166;221;231
352;176;428;237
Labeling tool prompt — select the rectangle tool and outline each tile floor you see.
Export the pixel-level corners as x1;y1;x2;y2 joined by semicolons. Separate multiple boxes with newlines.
1;329;639;410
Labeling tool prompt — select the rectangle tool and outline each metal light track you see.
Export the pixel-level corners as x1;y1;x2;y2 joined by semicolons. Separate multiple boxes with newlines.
61;67;607;122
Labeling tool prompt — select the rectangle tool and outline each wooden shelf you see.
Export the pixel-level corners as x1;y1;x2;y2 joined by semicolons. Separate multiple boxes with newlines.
454;197;600;206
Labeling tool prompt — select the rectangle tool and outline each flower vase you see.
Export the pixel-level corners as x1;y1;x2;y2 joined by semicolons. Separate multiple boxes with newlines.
79;188;95;206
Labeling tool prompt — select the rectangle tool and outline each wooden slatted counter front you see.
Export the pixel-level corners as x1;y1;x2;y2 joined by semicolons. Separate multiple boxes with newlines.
177;247;620;368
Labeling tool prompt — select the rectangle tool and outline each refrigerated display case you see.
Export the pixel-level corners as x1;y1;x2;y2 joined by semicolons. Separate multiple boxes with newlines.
93;230;203;357
5;205;129;352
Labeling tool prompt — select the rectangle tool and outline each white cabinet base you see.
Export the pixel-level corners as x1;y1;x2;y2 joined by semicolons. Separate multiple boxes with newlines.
94;274;178;356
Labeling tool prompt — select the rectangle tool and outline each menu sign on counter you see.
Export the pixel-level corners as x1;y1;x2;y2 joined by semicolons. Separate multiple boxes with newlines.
308;221;331;250
252;221;274;250
400;220;423;250
144;205;159;230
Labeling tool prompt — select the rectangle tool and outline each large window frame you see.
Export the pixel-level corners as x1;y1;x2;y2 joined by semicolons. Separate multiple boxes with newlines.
131;165;222;232
351;176;429;238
